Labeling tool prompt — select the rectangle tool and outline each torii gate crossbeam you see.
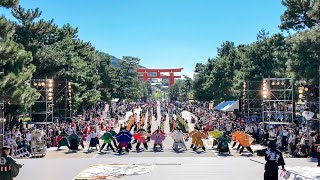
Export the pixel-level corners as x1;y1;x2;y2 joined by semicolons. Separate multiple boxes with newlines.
136;68;183;86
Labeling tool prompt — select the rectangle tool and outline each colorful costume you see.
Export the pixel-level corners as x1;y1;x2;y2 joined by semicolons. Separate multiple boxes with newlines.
150;131;166;151
170;129;187;151
231;131;243;150
68;132;80;150
190;130;206;151
217;134;231;154
100;131;115;152
238;133;254;154
57;130;70;150
188;130;197;149
134;130;149;151
115;130;132;154
87;132;99;151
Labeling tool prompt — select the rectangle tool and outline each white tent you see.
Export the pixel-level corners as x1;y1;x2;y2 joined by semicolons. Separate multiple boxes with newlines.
221;100;239;112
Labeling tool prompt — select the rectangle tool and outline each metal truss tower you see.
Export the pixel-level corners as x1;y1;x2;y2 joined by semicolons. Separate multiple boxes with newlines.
30;78;54;123
261;78;294;123
242;80;263;121
53;80;72;121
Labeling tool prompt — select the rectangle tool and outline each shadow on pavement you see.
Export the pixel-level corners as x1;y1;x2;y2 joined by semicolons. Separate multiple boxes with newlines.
240;154;254;157
218;153;234;157
64;150;80;154
170;150;187;154
84;150;98;154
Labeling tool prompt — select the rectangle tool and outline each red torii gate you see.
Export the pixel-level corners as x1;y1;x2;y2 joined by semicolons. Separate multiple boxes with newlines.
136;68;183;86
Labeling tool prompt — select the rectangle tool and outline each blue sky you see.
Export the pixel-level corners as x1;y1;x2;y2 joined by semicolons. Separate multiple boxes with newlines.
1;0;286;77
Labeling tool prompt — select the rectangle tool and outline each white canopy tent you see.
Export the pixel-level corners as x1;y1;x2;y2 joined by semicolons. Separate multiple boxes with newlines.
214;100;239;112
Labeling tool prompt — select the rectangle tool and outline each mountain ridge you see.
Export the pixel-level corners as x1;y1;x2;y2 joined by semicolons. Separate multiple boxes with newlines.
110;55;146;68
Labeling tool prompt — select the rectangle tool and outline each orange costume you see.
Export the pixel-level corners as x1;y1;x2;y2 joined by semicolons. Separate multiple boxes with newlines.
237;133;254;154
231;131;242;142
188;130;197;145
238;133;254;147
126;115;136;131
190;130;206;151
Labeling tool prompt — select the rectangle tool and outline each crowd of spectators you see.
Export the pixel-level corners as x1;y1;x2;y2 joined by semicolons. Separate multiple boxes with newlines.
180;101;320;158
1;102;139;157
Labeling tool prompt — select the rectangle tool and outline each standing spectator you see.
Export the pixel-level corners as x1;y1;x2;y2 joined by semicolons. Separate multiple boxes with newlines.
288;130;296;156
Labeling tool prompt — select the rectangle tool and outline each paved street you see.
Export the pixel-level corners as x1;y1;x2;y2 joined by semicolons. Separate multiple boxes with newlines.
16;157;318;180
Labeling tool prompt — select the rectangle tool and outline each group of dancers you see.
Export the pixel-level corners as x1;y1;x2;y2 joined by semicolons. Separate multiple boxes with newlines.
55;102;257;156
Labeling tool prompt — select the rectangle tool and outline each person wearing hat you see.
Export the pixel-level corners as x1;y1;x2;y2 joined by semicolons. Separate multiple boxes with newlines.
0;146;23;180
262;140;286;180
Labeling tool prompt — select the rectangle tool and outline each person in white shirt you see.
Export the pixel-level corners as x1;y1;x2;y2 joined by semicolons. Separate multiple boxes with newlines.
67;126;73;135
87;130;100;151
6;134;17;156
25;130;32;142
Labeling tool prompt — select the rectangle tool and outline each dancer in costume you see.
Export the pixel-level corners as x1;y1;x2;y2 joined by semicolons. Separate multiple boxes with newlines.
217;132;231;154
238;133;254;154
150;128;166;151
231;130;242;150
68;131;80;150
190;127;206;152
189;129;197;149
170;128;187;152
87;130;100;151
100;130;115;152
57;129;70;150
115;129;132;154
134;129;149;151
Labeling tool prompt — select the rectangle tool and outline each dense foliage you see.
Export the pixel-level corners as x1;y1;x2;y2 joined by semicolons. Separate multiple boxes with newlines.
169;76;193;101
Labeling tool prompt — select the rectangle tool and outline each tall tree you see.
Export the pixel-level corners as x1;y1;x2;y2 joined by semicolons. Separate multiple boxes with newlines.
0;0;18;8
0;1;40;121
11;6;103;111
115;56;144;101
280;0;319;31
286;26;320;83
